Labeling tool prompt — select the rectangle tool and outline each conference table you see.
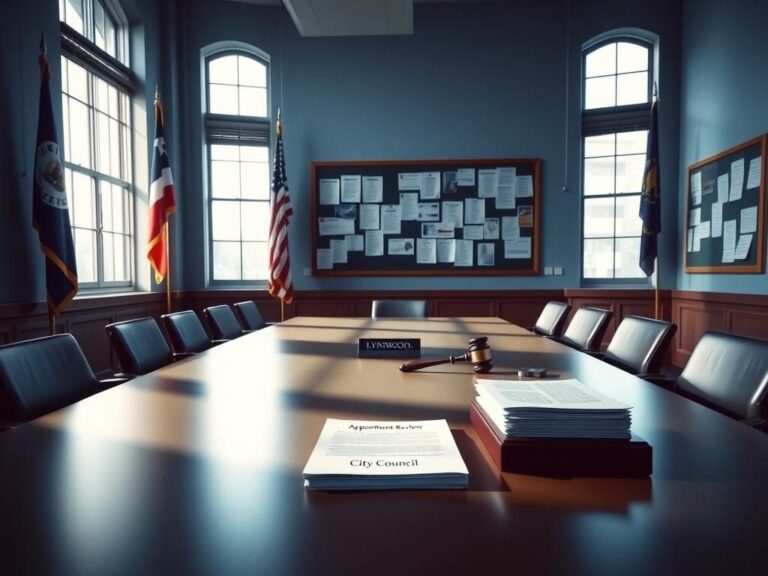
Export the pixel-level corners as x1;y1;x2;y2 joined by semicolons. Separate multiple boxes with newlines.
1;317;767;574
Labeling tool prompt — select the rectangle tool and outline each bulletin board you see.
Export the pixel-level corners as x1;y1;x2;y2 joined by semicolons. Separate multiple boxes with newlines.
310;158;541;276
684;135;766;273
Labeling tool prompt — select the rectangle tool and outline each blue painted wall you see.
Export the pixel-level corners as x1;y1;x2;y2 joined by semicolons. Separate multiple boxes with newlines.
176;0;682;291
678;0;768;294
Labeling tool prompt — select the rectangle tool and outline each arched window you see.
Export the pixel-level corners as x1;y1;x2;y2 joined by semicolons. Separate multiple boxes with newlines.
581;35;655;282
59;0;134;288
203;47;271;283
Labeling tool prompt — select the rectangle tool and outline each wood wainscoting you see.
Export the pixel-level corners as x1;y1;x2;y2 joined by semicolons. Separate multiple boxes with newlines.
2;289;766;377
669;290;768;367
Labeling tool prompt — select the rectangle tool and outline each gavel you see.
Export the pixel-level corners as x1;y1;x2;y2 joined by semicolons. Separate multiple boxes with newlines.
399;337;493;373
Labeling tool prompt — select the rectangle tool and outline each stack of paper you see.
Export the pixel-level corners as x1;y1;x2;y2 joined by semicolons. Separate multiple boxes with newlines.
303;419;469;490
474;379;632;439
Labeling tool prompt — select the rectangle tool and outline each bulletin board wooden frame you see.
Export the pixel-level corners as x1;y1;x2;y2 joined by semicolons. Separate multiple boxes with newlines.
310;158;541;276
684;134;766;274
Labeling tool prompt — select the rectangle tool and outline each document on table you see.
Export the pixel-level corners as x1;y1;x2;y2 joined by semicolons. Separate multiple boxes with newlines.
474;378;632;439
303;419;469;491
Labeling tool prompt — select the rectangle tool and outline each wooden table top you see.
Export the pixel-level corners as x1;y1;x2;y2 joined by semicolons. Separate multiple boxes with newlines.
1;317;766;575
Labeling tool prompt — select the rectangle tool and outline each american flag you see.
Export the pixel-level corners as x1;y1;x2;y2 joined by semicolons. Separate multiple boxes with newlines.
147;89;176;284
268;113;294;304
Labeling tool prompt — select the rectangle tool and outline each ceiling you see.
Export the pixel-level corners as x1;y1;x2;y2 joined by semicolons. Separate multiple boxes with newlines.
228;0;496;37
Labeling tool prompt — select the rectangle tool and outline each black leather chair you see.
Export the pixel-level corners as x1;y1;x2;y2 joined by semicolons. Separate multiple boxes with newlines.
233;300;266;331
371;299;427;318
105;317;176;377
558;307;613;353
162;310;225;355
531;301;571;338
672;331;768;429
204;305;246;340
600;315;677;376
0;334;124;427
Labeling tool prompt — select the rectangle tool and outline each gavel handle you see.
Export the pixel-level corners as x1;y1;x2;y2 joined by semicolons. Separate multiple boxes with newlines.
399;354;466;372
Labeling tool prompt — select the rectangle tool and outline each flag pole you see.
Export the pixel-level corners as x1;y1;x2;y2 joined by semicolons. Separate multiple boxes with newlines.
653;82;660;320
165;219;172;314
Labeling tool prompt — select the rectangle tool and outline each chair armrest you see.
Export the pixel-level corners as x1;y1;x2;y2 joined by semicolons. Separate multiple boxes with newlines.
172;352;197;361
743;417;768;432
98;375;131;390
211;339;229;346
638;373;677;389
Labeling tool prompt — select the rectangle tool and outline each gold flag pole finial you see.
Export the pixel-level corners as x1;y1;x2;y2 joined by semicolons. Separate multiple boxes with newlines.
276;107;282;137
155;84;160;102
653;81;659;101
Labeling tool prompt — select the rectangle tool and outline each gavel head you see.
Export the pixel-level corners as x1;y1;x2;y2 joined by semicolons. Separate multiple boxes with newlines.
467;336;493;373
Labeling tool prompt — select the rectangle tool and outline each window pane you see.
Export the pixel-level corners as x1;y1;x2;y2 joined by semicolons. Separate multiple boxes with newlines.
209;55;239;84
615;237;644;278
617;42;648;73
211;144;239;161
585;76;615;110
72;171;95;228
584;157;615;195
241;161;270;199
95;78;109;113
239;87;267;117
109;85;119;118
616;154;645;193
66;60;88;103
616;130;648;155
239;56;267;87
615;195;642;237
109;118;120;177
584;134;615;158
103;232;114;281
67;99;91;167
585;43;616;78
104;10;117;58
584;197;615;238
213;242;241;280
242;241;268;280
240;146;268;162
241;202;269;241
212;201;241;241
210;84;239;115
101;180;114;231
211;160;241;199
617;72;648;106
94;0;106;51
583;238;614;278
64;0;85;34
74;228;97;282
112;233;129;281
96;112;110;173
112;185;125;234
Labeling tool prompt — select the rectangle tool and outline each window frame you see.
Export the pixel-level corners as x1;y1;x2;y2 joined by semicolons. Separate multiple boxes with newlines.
580;35;655;286
59;0;135;291
202;45;272;287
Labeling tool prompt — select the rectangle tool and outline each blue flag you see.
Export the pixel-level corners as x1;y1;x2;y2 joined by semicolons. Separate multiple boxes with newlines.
32;39;78;315
639;98;660;277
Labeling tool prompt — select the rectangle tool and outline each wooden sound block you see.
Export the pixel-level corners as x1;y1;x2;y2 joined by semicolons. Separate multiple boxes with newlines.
470;399;653;478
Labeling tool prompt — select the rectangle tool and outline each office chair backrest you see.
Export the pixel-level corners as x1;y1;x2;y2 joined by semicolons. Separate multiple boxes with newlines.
105;317;173;376
233;300;266;331
675;331;768;420
162;310;212;354
0;334;99;424
560;307;613;352
204;305;243;340
603;315;677;375
371;299;427;318
532;301;571;337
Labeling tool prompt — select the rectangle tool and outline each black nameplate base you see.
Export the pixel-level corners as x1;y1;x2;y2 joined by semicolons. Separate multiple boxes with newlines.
358;338;421;359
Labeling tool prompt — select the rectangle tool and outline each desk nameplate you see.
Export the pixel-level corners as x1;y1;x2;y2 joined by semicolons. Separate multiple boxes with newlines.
358;338;421;358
